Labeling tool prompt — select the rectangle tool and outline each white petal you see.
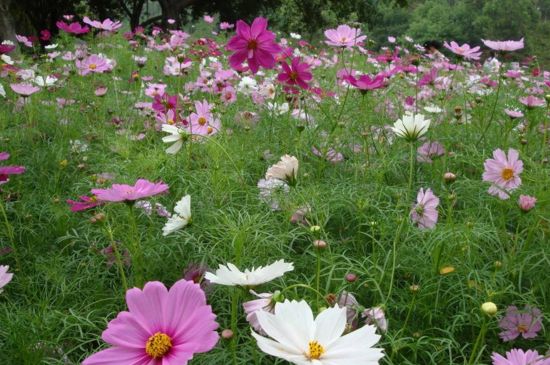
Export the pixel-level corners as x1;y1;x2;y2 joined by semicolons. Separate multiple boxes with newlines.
165;140;183;154
314;305;347;347
173;195;191;218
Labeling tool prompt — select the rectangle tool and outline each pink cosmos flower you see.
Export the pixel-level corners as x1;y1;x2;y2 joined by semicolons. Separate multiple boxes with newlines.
0;152;26;185
220;22;234;30
145;83;166;98
418;68;438;87
518;195;537;212
499;305;543;341
0;265;13;292
362;307;388;333
56;21;90;35
188;100;221;136
40;29;51;41
91;179;169;202
410;188;439;229
203;15;214;23
491;349;550;365
153;94;178;114
443;41;481;60
82;279;219;365
243;291;275;334
504;108;524;119
519;95;545;108
9;83;40;97
324;24;366;48
76;54;114;76
417;141;445;163
0;41;16;54
311;146;344;164
226;17;282;74
345;73;386;92
483;38;524;52
277;57;312;90
15;35;33;48
66;196;102;212
83;17;122;32
482;149;523;199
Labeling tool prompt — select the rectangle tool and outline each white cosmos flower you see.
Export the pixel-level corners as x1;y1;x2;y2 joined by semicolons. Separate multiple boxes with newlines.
391;112;430;141
161;124;188;154
205;260;294;287
34;75;58;87
252;300;384;365
1;54;13;65
0;84;5;98
162;195;191;236
265;155;299;185
238;76;258;94
45;43;58;50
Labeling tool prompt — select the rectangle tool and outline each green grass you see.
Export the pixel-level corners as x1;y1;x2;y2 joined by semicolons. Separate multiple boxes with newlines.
0;30;549;365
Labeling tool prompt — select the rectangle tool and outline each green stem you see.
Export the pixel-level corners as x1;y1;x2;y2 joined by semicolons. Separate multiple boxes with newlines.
0;199;21;272
230;289;241;365
281;283;327;303
126;204;144;287
468;319;488;365
385;216;406;304
408;142;415;196
315;248;322;310
104;220;129;293
477;69;503;145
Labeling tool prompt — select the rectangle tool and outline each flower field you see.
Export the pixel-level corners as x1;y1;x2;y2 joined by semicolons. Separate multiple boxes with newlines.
0;15;549;365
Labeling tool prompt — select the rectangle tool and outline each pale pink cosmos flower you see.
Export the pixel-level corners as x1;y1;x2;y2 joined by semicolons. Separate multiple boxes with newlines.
411;188;439;229
416;141;445;163
203;15;214;23
76;54;114;76
491;349;549;365
82;280;219;365
9;83;40;97
443;41;481;60
145;83;167;98
482;148;523;200
504;108;524;119
15;34;33;48
519;95;545;108
220;22;234;30
499;305;543;341
83;17;122;33
483;38;524;52
0;265;13;293
518;195;537;212
243;291;276;334
362;307;388;333
324;24;366;48
188;100;221;136
91;179;169;202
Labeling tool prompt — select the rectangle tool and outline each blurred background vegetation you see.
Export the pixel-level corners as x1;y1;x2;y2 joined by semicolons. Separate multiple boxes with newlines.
2;0;550;64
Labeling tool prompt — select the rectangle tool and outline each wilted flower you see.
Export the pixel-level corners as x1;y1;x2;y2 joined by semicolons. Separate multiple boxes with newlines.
257;178;289;211
362;307;388;333
416;141;445;163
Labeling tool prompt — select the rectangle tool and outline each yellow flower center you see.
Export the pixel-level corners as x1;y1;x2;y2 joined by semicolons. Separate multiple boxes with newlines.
307;340;325;360
168;119;175;125
517;324;529;333
207;126;214;134
145;332;172;358
501;168;514;181
89;63;97;70
198;117;207;126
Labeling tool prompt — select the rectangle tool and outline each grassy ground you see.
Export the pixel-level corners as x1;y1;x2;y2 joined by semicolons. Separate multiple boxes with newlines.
0;27;549;364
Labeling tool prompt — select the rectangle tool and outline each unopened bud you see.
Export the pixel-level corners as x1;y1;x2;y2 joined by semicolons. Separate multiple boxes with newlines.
345;273;357;282
481;302;498;316
221;329;234;339
443;172;456;183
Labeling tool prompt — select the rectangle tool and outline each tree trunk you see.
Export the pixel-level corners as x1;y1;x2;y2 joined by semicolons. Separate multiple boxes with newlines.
0;0;17;45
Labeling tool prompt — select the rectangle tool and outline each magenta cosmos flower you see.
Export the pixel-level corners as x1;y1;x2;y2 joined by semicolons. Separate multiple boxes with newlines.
411;188;439;229
83;17;122;32
444;41;482;60
345;73;386;93
491;349;550;365
483;38;524;52
277;57;312;90
56;21;90;35
499;305;543;341
66;195;102;212
324;24;366;48
226;17;281;74
0;152;25;185
76;54;114;76
482;148;523;199
91;179;169;202
82;279;219;365
9;83;40;97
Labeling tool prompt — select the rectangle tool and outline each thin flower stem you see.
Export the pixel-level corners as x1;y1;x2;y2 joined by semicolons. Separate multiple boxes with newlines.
126;204;144;287
104;220;129;293
281;283;328;303
230;288;241;365
468;319;488;365
0;199;21;272
408;142;415;196
477;68;503;145
385;215;406;304
315;248;322;310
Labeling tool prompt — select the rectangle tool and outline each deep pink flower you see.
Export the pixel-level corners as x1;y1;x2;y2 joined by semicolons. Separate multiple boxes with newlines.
519;95;545;108
324;24;366;48
82;280;219;365
417;141;445;163
0;41;16;54
56;21;90;35
66;196;102;212
418;68;438;87
483;38;524;52
76;54;114;76
482;149;523;199
9;83;40;97
491;349;549;365
411;188;439;229
518;195;537;212
345;73;386;92
91;179;169;202
443;41;481;60
40;29;52;41
153;93;178;114
499;305;543;341
277;57;312;90
0;152;25;185
226;17;282;74
83;17;122;32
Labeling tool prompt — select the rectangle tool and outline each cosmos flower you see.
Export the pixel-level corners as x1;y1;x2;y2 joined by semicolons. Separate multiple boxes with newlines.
416;141;445;163
83;17;122;33
9;83;40;97
252;300;384;364
392;112;430;141
82;280;219;365
498;305;543;341
56;21;90;35
491;349;549;365
519;95;545;108
91;179;169;202
482;148;523;200
162;195;191;236
0;265;13;293
277;57;312;90
443;41;482;60
482;38;524;52
188;100;221;136
226;17;282;74
161;124;189;154
76;54;114;76
518;195;537;212
410;188;439;229
324;24;366;48
66;195;102;212
205;260;294;287
0;152;26;185
345;74;386;92
265;155;299;185
243;291;277;334
362;307;388;333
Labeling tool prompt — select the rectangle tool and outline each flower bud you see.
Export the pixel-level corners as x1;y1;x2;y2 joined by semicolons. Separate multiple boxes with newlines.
221;329;234;339
313;239;327;249
310;225;321;233
481;302;497;316
443;172;456;183
345;273;357;282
